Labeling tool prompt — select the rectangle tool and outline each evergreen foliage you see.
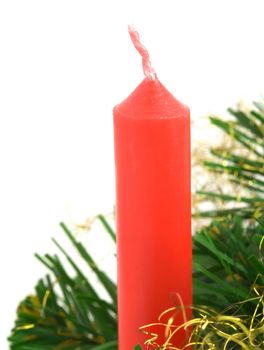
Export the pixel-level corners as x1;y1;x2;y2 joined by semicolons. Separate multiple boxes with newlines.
196;101;264;219
193;213;264;313
9;221;118;350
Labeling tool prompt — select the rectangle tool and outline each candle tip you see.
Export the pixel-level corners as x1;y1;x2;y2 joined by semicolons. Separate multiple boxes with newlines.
128;25;157;81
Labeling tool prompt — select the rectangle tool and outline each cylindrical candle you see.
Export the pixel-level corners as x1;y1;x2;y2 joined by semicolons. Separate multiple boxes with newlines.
113;28;192;349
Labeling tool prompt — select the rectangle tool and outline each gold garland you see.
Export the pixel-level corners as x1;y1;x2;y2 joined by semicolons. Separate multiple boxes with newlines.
139;284;264;349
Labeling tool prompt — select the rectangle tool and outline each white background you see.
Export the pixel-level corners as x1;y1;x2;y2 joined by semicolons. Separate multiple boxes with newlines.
1;0;264;348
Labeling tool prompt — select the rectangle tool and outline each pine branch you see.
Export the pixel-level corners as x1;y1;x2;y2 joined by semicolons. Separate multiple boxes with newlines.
193;213;264;314
9;217;118;350
196;101;264;220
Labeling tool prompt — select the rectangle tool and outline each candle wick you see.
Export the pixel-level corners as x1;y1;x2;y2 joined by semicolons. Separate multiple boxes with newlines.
128;25;157;81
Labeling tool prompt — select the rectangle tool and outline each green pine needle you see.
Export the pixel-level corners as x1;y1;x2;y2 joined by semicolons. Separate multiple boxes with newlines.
9;217;117;350
197;101;264;219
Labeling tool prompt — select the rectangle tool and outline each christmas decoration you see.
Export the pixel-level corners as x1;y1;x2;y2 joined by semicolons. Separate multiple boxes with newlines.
114;26;191;349
138;212;264;349
9;100;264;349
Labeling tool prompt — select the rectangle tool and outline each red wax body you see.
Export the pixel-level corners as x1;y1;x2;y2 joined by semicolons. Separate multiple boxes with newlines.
113;77;192;349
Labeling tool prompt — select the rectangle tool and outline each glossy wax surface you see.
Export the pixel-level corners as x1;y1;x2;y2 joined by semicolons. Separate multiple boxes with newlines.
114;77;192;349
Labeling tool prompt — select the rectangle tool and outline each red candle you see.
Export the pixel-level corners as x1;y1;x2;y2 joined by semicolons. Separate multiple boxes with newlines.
113;27;192;349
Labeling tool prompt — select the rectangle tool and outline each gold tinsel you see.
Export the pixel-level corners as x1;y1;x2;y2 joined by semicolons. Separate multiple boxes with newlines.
139;286;264;349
